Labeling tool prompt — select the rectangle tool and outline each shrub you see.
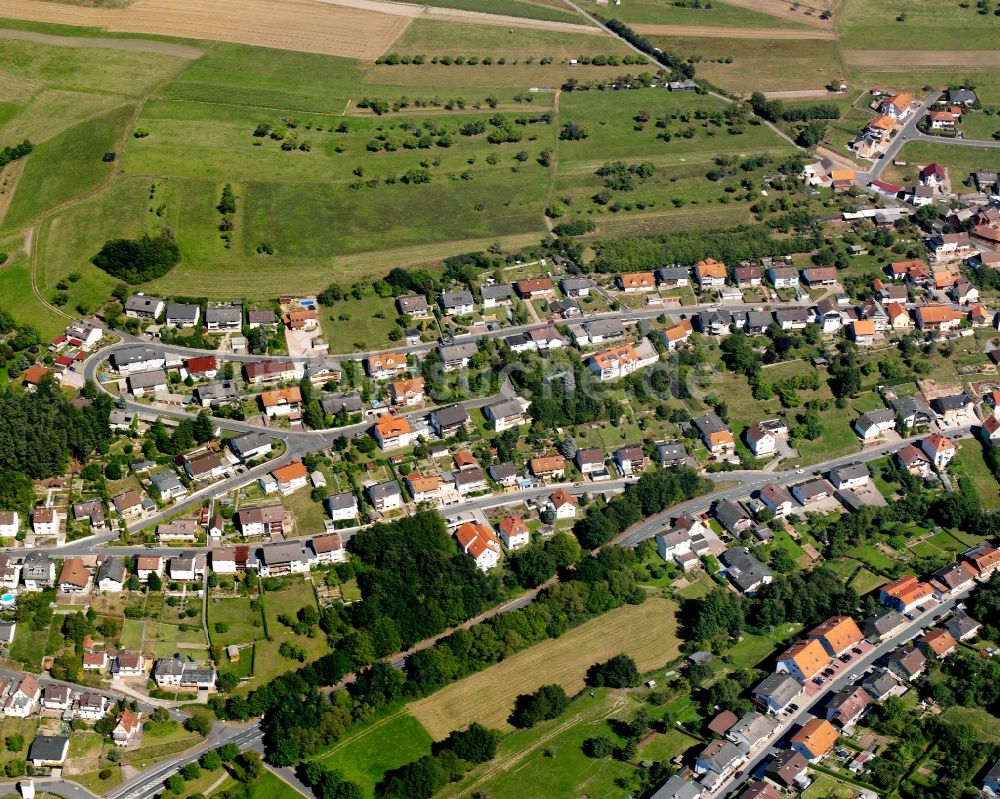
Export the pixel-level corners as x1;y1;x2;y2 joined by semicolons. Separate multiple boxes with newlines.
92;234;180;284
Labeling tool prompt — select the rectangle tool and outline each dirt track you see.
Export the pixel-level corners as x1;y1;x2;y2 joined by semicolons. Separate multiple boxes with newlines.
631;22;834;39
845;49;1000;69
0;0;415;59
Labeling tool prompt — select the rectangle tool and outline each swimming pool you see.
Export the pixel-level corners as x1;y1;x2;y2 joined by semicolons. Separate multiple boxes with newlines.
299;299;316;309
0;594;15;606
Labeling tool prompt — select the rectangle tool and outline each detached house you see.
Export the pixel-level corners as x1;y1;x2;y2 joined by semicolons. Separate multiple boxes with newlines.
745;422;777;457
373;415;414;450
759;483;794;517
514;278;555;299
165;303;201;328
498;516;530;550
920;433;956;468
777;638;829;681
880;574;934;613
694;258;728;287
767;267;799;289
365;352;408;380
854;408;895;442
483;397;530;432
397;295;429;319
693;414;735;456
753;672;804;715
879;91;914;120
530;456;566;480
720;547;771;594
365;481;402;513
587;340;659;382
825;686;871;729
618;272;656;292
791;718;838;762
124;293;164;320
57;560;89;594
259;387;302;418
269;461;309;496
550;488;578;519
439;290;475;316
430;404;470;438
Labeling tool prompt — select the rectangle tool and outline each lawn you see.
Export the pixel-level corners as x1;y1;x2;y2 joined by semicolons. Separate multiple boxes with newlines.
839;0;1000;51
846;542;899;573
207;596;265;648
410;598;681;737
283;485;329;537
849;567;885;595
121;619;144;650
251;577;330;683
939;706;1000;744
436;689;639;799
315;710;434;796
802;773;859;799
881;141;1000;183
956;439;1000;509
638;728;701;762
10;627;48;672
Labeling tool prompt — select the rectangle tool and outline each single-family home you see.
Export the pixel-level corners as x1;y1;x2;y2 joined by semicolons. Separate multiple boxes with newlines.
454;467;487;495
310;532;346;564
530;455;566;480
124;293;164;320
828;462;870;491
135;555;163;583
694;738;749;783
229;431;273;462
745;422;777;457
497;516;530;550
127;369;168;397
720;547;772;594
257;541;311;577
365;480;402;513
655;267;690;288
483;397;530;432
247;309;278;328
887;647;927;681
373;414;414;450
921;432;957;468
916;629;957;660
205;305;242;331
165;302;201;328
767;267;799;289
28;735;69;768
389;376;425;408
715;500;752;535
891;395;934;429
614;445;645;476
323;492;358;523
270;461;309;496
57;558;90;594
259;387;302;418
792;478;833;506
657;441;687;467
825;686;871;729
439;341;479;372
22;553;54;591
169;553;207;582
693;414;735;456
854;408;896;442
430;404;470;438
397;295;429;318
879;92;914;120
550;488;578;519
236;504;284;537
726;712;778;749
365;352;408;380
113;709;142;746
184;451;227;482
110;346;165;375
765;750;808;788
930;561;976;598
662;319;693;350
4;676;40;718
944;611;981;641
559;277;592;297
618;272;656;292
694;258;728;287
587;340;659;382
438;290;475;316
514;278;555;299
850;319;876;345
96;558;127;592
758;483;794;517
734;266;763;287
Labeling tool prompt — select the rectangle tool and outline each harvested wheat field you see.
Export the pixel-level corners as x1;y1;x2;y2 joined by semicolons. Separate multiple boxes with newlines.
844;50;1000;70
410;597;681;739
1;0;414;59
631;23;834;39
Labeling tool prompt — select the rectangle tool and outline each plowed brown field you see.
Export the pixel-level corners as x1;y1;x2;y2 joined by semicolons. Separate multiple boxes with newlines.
1;0;414;59
844;49;1000;69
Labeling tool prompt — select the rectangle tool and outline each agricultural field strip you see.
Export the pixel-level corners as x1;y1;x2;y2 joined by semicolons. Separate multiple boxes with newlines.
631;24;835;39
844;50;1000;69
315;0;601;32
0;25;204;57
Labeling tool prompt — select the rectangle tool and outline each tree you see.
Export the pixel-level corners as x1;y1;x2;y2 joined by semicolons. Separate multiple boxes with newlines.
165;774;185;794
559;122;589;141
184;713;212;736
509;684;570;728
583;736;615;758
218;743;240;762
200;750;222;771
147;572;162;591
217;184;237;215
181;762;201;781
4;734;23;752
586;654;641;688
92;235;181;284
4;760;25;778
194;410;215;444
438;723;501;764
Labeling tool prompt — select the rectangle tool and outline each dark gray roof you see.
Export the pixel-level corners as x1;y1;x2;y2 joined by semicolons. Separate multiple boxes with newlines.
321;393;363;415
124;294;163;313
746;311;774;330
489;462;517;481
754;672;803;705
433;404;470;428
195;381;239;403
560;277;592;292
248;309;277;324
166;302;200;321
651;775;703;799
128;370;168;390
205;306;242;324
584;318;624;338
29;735;69;763
657;441;687;461
229;431;272;455
857;408;895;428
862;668;900;699
150;470;184;493
366;480;400;501
720;547;772;592
111;346;161;368
933;393;972;412
655;267;689;281
259;541;309;566
97;557;127;584
481;284;512;300
775;308;810;322
947;88;976;104
714;499;748;532
693;414;729;437
439;342;479;361
324;492;357;512
397;295;428;313
891;394;933;421
866;608;904;635
440;290;474;307
485;398;525;420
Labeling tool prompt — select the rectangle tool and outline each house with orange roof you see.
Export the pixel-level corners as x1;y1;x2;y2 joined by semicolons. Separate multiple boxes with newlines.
791;718;838;762
849;319;876;346
777;638;830;681
879;574;934;613
920;433;956;468
284;308;319;331
927;110;958;130
270;460;308;496
959;543;1000;579
693;413;735;456
978;415;1000;447
879;92;914;120
617;272;657;292
831;168;855;193
885;302;911;329
968;304;991;327
694;258;728;287
365;352;408;380
405;473;446;504
867;114;895;138
259;387;302;418
454;521;501;571
808;616;863;658
549;488;577;519
663;319;693;350
916;629;957;660
934;271;957;291
587;340;659;382
390;376;425;407
497;516;530;550
514;278;555;299
373;414;414;450
530;456;566;480
113;709;142;746
915;304;964;331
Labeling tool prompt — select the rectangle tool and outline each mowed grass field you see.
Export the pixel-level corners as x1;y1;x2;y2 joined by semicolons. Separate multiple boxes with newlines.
410;597;681;738
838;0;1000;51
576;0;808;28
648;35;845;92
881;141;1000;182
